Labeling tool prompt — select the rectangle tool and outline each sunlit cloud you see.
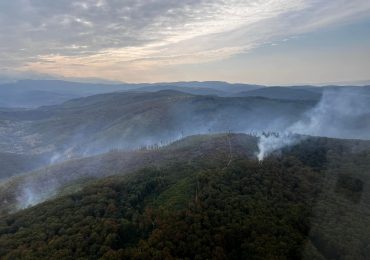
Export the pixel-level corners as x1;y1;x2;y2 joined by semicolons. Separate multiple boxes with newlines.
0;0;369;82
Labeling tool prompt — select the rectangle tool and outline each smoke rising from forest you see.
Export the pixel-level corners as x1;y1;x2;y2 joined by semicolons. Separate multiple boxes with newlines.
256;89;370;160
1;87;370;211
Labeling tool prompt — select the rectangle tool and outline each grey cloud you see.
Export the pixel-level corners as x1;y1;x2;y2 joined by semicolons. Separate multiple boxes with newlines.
0;0;205;54
0;0;370;79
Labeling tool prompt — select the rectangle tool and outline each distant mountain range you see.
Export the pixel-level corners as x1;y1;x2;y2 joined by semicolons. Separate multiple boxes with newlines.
1;79;369;108
0;80;262;108
238;86;321;100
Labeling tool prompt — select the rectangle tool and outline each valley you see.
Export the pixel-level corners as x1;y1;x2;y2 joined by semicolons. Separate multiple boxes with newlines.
0;81;370;259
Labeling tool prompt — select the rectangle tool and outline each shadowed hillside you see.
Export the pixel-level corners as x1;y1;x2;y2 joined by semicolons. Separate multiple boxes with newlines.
0;133;370;259
239;86;322;101
0;133;258;215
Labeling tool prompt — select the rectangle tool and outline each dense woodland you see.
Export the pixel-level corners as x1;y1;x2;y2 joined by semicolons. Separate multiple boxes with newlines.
0;135;369;259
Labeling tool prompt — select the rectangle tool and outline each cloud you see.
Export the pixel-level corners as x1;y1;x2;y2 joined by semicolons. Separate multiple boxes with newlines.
0;0;369;81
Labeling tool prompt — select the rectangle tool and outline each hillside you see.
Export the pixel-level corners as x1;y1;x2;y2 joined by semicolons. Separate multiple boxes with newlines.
239;87;322;101
0;152;48;180
0;91;314;160
0;134;370;259
0;133;257;215
2;86;370;182
134;85;230;96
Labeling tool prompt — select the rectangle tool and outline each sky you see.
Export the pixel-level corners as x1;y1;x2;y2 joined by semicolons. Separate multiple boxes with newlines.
0;0;369;85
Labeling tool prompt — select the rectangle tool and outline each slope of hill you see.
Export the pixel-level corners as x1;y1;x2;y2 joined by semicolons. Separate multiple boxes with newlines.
0;133;370;259
152;81;263;93
2;87;370;183
0;90;79;108
0;133;257;215
239;86;321;100
134;85;229;96
0;152;47;180
0;91;314;159
291;85;370;95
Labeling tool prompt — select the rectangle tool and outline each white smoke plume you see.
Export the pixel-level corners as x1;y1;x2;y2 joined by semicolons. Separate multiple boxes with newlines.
289;89;370;139
257;132;303;161
257;88;370;161
16;181;58;210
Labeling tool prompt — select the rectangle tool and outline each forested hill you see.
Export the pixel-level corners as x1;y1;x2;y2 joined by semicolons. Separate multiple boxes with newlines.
0;134;370;259
0;90;315;182
0;90;314;157
0;134;258;215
